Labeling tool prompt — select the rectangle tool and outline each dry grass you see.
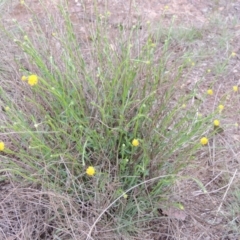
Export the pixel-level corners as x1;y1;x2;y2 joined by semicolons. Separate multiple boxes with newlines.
0;181;91;239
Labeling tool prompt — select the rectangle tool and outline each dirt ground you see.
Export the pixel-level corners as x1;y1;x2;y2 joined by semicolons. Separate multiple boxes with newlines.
1;0;240;239
8;0;239;30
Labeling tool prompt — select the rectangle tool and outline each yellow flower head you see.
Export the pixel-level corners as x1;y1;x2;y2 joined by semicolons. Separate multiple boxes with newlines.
21;75;27;81
233;86;238;92
28;74;38;86
132;139;139;147
207;89;213;95
213;120;220;127
4;106;10;111
218;104;224;113
123;193;128;199
200;137;208;145
231;52;236;57
86;166;95;176
0;141;5;151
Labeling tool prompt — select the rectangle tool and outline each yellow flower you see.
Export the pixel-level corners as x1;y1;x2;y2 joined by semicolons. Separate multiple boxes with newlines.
200;137;208;145
0;141;5;151
218;104;224;113
123;193;128;199
21;75;27;81
20;0;24;5
233;86;238;92
86;166;95;176
207;89;213;95
132;139;139;147
28;74;38;86
231;52;236;57
213;120;220;127
182;104;186;108
4;106;10;111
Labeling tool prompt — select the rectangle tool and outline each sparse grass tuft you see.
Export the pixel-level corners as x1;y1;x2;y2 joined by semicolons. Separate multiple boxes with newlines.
0;1;239;239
